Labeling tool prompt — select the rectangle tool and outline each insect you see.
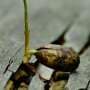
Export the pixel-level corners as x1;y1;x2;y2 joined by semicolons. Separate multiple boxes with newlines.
4;0;80;90
35;44;80;72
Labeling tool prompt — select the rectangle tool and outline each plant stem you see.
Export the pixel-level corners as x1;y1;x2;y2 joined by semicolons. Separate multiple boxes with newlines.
23;0;31;63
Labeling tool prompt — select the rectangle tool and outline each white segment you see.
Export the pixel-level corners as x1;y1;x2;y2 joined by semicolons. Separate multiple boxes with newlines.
38;64;54;80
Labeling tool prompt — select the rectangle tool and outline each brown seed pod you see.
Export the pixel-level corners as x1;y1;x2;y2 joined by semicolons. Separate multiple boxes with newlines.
35;44;80;72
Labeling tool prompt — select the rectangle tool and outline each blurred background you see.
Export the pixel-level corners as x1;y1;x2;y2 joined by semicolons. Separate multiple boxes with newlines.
0;0;90;49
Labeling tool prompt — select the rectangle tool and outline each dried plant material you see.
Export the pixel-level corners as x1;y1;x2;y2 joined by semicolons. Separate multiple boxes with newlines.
50;71;69;90
5;63;37;90
35;44;80;72
49;80;68;90
18;82;28;90
52;71;70;81
44;71;70;90
4;80;15;90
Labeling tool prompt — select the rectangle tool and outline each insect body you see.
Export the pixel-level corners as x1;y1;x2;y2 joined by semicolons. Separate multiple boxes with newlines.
35;44;80;72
